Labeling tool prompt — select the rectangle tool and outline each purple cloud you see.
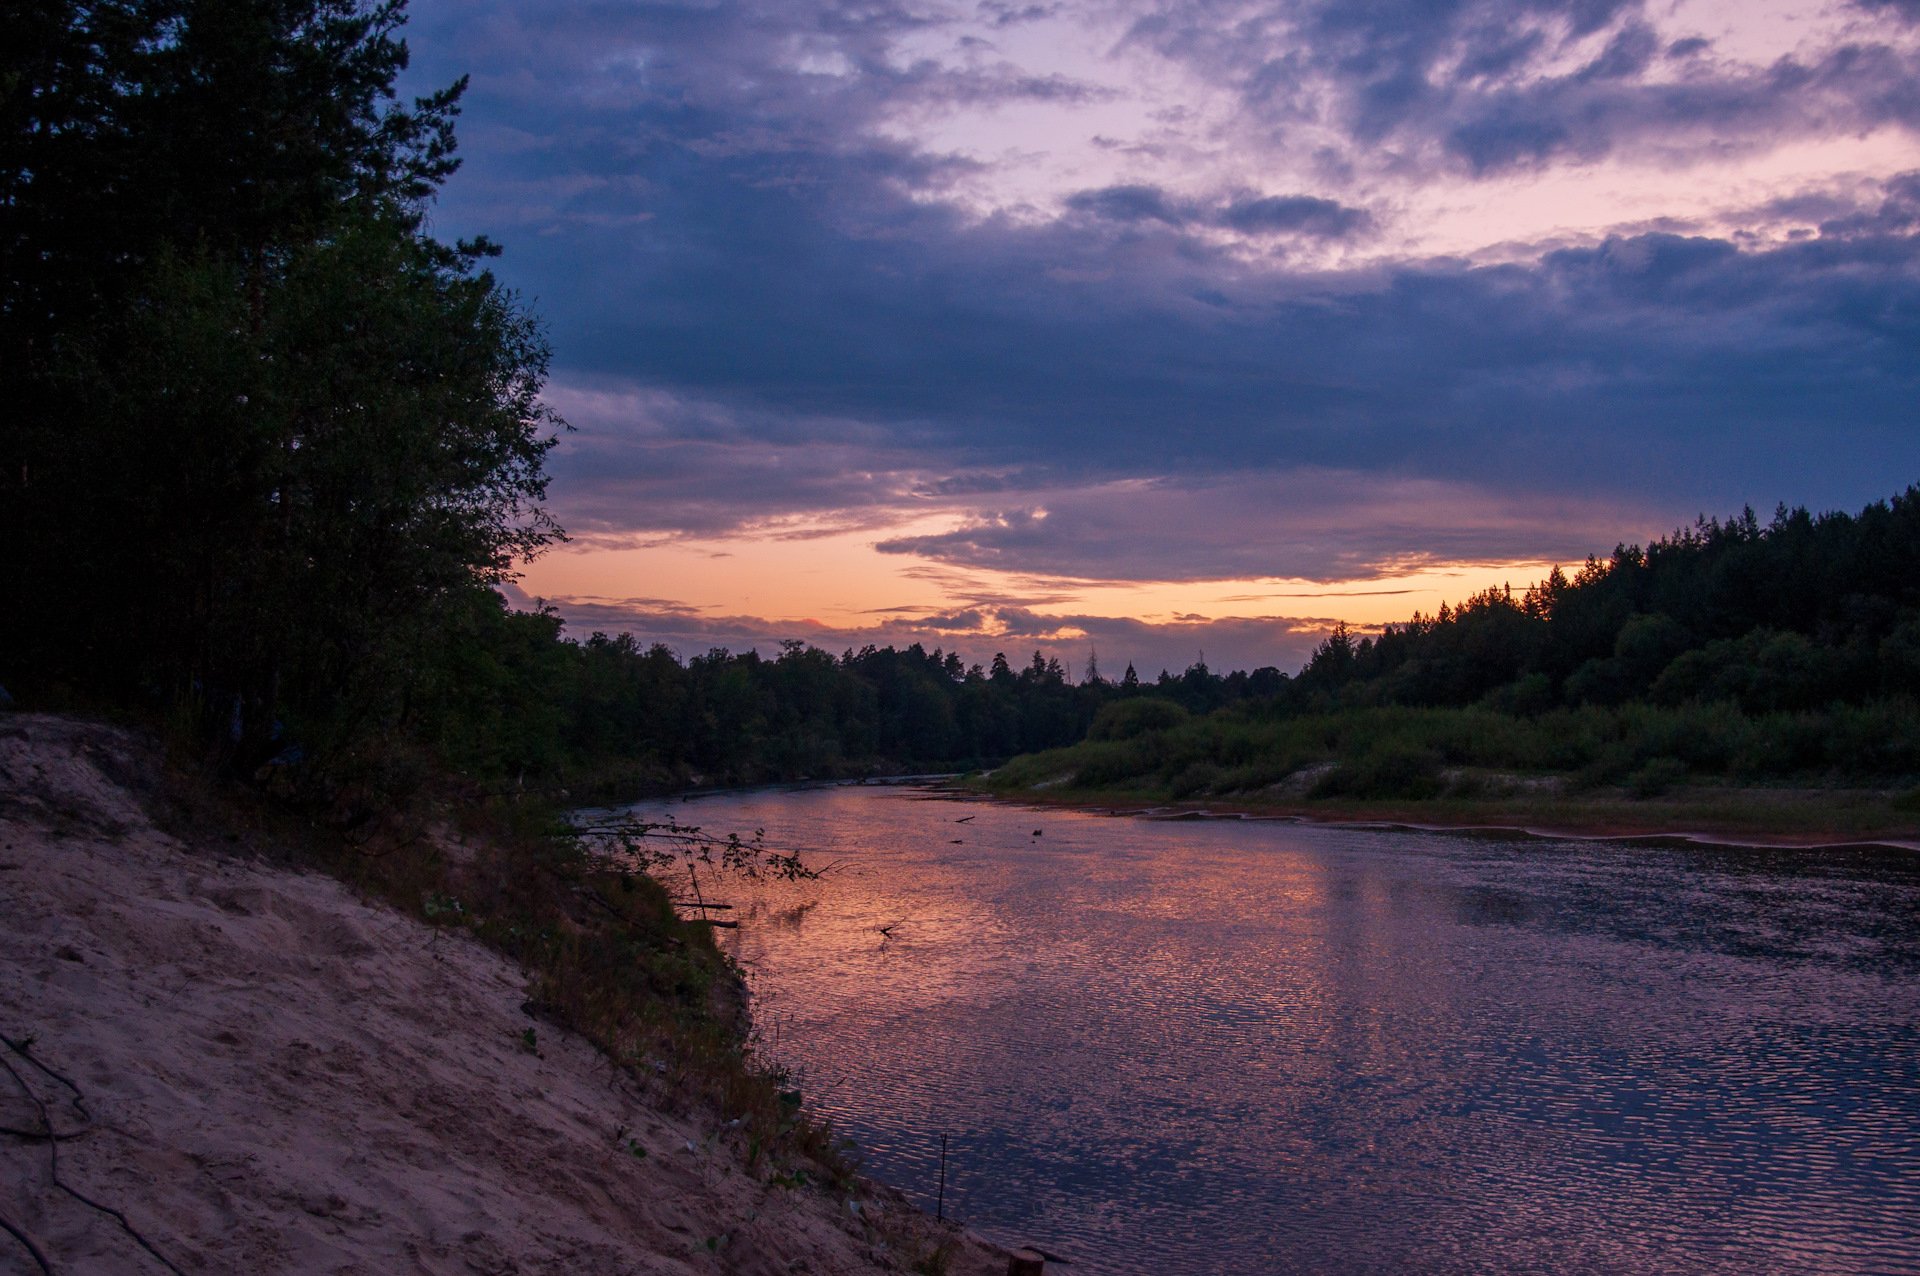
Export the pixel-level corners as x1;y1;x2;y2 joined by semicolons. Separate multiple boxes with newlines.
401;0;1920;628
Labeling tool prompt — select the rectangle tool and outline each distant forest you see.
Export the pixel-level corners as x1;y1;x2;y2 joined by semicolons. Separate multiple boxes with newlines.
1290;494;1920;717
418;603;1293;793
451;488;1920;795
987;491;1920;805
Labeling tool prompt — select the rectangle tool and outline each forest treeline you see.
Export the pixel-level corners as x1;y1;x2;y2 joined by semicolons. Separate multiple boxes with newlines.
424;609;1290;793
429;487;1920;799
990;492;1920;808
1288;495;1920;717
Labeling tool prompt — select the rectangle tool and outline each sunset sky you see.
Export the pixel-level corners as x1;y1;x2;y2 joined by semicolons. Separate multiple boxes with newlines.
401;0;1920;676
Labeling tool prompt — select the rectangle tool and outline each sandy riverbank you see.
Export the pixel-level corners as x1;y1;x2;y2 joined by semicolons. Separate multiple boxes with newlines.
0;715;1005;1275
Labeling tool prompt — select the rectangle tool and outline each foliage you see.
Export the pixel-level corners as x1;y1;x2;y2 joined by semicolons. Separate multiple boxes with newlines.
1285;494;1920;717
984;698;1920;802
2;0;559;772
0;0;1299;811
1088;697;1190;741
979;489;1920;811
419;627;1269;797
575;813;817;911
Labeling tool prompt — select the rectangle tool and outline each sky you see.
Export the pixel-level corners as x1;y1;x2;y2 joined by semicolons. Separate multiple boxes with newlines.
400;0;1920;677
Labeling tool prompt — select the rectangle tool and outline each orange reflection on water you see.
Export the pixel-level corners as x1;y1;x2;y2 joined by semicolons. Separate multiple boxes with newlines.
615;785;1920;1275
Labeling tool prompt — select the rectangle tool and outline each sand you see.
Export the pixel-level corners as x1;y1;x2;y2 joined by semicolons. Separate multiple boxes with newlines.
0;714;1004;1276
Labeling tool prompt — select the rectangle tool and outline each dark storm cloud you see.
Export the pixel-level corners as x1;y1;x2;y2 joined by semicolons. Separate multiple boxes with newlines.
404;1;1920;585
525;186;1920;545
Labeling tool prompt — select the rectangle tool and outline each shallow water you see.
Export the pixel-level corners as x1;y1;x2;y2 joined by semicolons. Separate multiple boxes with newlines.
630;786;1920;1274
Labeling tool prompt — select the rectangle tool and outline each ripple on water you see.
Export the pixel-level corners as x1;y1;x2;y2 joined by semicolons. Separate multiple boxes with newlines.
643;787;1920;1275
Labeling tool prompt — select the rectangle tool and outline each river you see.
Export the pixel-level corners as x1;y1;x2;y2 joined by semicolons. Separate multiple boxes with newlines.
625;784;1920;1274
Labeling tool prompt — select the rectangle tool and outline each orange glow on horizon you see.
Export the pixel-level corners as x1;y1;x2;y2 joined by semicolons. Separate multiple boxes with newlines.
518;521;1567;653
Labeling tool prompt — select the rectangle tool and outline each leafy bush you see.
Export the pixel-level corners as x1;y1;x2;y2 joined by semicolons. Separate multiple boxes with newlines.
1088;698;1190;741
1310;743;1444;799
1168;761;1224;798
1626;756;1688;798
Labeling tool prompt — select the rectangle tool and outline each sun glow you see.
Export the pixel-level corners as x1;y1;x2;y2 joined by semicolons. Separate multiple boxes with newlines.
519;522;1566;671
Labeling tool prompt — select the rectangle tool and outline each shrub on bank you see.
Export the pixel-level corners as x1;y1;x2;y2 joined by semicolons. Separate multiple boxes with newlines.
987;697;1920;803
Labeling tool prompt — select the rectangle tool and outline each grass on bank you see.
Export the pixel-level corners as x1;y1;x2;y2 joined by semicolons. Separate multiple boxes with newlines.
976;699;1920;840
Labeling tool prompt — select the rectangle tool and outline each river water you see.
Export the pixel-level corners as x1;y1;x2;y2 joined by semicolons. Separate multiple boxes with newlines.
630;785;1920;1274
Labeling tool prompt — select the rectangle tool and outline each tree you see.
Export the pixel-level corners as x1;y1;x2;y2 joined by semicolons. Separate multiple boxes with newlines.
1;0;562;769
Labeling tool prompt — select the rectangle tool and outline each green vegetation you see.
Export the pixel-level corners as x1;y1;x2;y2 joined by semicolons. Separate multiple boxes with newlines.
416;629;1141;798
5;0;555;778
1287;496;1920;718
982;494;1920;839
990;700;1920;790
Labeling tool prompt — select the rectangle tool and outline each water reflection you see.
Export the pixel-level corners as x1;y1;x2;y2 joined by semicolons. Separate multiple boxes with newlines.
631;787;1920;1274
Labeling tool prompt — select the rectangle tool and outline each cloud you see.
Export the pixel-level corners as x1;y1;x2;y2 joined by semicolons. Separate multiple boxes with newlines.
1855;0;1920;22
1437;38;1920;175
405;0;1920;610
1121;0;1920;176
542;400;931;543
499;166;1920;569
1217;194;1373;237
872;471;1658;583
1065;183;1189;225
1065;183;1377;239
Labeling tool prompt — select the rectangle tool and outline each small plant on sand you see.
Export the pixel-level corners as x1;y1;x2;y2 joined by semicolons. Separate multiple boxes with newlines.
912;1241;957;1276
421;892;464;920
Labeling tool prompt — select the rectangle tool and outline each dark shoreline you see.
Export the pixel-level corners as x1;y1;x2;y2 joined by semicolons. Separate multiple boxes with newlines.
943;781;1920;854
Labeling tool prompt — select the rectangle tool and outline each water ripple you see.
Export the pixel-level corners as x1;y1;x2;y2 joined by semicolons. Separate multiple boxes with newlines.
630;787;1920;1275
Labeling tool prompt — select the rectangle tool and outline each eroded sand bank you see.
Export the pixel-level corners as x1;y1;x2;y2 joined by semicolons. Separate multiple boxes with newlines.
0;715;1001;1275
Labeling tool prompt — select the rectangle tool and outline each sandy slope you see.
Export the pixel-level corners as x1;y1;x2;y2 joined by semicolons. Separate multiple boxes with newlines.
0;715;1002;1276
